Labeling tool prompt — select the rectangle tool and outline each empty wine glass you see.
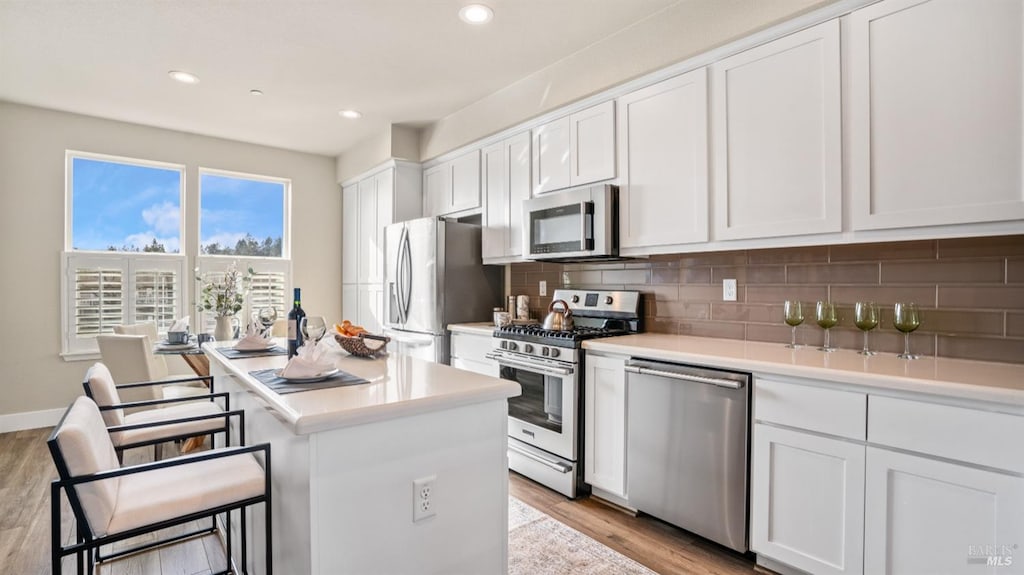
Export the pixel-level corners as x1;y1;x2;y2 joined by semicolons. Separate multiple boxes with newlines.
783;300;804;348
257;306;278;337
301;316;327;343
854;301;879;356
815;301;838;352
893;302;921;359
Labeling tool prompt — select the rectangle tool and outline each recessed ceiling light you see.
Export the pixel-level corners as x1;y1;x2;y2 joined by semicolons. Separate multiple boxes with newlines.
339;110;362;119
459;4;493;24
167;70;200;84
250;89;264;96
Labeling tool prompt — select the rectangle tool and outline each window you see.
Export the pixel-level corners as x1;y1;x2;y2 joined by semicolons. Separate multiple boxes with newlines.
63;152;186;355
195;258;291;334
199;170;289;258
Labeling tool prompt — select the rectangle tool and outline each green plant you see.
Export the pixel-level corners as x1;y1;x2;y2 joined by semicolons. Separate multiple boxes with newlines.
197;261;253;317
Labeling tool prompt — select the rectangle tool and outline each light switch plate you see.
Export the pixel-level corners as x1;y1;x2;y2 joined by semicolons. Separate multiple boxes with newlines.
723;279;737;301
539;280;547;296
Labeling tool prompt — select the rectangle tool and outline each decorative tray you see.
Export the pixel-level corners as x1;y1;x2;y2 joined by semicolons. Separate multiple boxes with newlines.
335;333;390;357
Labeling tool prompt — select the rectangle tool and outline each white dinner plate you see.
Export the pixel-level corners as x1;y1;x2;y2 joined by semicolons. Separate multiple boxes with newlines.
274;368;339;383
157;341;198;351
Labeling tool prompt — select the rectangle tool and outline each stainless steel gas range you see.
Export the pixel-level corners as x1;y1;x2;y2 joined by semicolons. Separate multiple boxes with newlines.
487;289;642;498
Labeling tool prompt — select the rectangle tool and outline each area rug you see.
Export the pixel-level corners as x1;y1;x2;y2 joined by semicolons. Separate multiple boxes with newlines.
509;496;657;575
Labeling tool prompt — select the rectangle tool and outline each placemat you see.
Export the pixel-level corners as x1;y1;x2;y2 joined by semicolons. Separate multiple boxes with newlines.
216;346;288;359
249;368;370;395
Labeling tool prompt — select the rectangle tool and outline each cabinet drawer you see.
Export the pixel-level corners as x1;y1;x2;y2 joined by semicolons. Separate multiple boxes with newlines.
450;332;493;364
869;396;1024;474
755;378;866;440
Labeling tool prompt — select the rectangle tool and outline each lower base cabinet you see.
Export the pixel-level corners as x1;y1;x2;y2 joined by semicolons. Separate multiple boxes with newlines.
751;424;865;575
449;331;497;376
583;354;627;499
864;446;1024;575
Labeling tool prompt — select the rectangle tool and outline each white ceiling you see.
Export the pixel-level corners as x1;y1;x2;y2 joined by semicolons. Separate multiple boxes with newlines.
0;0;679;157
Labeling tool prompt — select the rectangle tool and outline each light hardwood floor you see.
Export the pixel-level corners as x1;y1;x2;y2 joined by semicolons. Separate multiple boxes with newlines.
3;427;757;574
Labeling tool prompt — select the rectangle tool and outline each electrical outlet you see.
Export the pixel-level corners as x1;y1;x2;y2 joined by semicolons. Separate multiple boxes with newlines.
723;279;737;302
413;475;437;523
539;280;548;296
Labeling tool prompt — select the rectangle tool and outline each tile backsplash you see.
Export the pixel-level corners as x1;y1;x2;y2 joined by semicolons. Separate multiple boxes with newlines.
508;235;1024;364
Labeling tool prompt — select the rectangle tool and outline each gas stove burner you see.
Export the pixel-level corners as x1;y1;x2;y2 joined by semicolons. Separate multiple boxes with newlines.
494;323;630;348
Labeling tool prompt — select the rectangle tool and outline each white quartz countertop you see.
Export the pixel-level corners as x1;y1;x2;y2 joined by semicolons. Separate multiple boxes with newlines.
204;341;520;435
583;334;1024;407
448;322;497;337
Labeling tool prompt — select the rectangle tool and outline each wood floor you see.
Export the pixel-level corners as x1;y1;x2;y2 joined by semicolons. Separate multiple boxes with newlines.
2;426;757;575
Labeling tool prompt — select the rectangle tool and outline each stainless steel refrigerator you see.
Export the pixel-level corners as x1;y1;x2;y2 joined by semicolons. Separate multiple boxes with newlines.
383;217;503;364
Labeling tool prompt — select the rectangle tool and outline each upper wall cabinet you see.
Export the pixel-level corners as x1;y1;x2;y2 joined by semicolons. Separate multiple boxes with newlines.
482;131;531;262
711;19;841;240
848;0;1024;230
617;68;709;251
532;100;615;195
423;149;481;217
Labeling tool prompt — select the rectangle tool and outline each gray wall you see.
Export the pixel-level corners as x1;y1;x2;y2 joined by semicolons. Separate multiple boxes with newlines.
0;101;340;417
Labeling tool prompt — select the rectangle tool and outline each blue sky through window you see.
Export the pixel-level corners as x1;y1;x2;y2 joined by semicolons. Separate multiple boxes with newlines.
71;157;182;252
200;173;285;256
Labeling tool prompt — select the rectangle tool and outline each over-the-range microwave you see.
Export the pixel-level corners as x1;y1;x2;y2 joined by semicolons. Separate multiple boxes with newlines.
523;184;618;262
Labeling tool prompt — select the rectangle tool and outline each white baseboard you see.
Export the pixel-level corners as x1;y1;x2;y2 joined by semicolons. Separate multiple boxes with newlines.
0;407;64;433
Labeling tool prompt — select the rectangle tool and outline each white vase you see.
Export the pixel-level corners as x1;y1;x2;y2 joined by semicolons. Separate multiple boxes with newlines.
214;316;235;341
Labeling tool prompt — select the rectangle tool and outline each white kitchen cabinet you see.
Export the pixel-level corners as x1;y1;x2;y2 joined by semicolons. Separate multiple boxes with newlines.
353;284;383;334
423;150;481;216
617;69;708;250
482;131;530;262
356;176;377;284
532;100;615;195
864;446;1024;575
342;284;357;324
342;184;359;283
449;330;497;376
711;19;841;240
848;0;1024;230
583;353;627;498
751;424;865;575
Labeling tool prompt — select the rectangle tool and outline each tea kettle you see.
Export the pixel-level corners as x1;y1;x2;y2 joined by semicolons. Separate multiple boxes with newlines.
542;299;574;331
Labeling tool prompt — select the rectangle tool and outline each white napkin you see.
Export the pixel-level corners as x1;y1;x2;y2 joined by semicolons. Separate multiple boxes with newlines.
281;339;335;378
169;316;189;332
234;321;275;350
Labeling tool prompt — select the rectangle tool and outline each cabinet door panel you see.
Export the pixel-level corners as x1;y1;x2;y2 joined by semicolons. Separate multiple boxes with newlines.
864;447;1024;575
506;132;531;256
849;0;1024;229
482;142;507;260
357;179;376;284
450;150;481;213
570;100;616;186
372;170;393;284
712;19;841;239
532;116;572;195
618;69;708;249
751;424;864;575
342;185;359;284
583;354;627;497
342;284;358;322
423;164;449;217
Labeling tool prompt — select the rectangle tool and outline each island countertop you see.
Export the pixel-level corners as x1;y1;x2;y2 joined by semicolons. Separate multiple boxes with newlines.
204;341;521;435
584;334;1024;407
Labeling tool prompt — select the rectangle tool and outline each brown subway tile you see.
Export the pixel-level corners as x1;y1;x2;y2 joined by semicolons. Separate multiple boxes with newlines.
830;286;937;307
711;303;781;324
602;269;650;284
1008;313;1024;337
649;253;681;265
678;285;730;302
653;301;710;320
632;285;678;302
881;260;1005;284
912;309;1005;337
787;263;879;285
830;240;936;262
711;265;786;285
512;262;544;273
681;267;712;285
562;271;602;286
645;317;680;334
937;235;1024;258
939;286;1024;310
624;262;652;270
678;320;746;340
936;335;1024;364
527;271;562;287
678;251;748;267
652;267;680;285
830;328;934;356
746;285;829;304
747;245;829;264
1008;258;1024;283
576;262;627;271
745;323;794;345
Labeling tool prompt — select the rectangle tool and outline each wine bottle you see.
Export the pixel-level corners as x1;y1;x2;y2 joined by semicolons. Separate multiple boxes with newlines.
287;287;306;358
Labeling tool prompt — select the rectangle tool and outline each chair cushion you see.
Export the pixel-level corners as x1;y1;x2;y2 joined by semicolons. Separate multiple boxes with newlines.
86;363;125;427
115;401;225;447
54;397;121;536
161;384;212;401
107;450;265;536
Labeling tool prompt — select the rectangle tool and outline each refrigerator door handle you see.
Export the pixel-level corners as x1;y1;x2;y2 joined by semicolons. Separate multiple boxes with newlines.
400;228;413;322
396;226;409;325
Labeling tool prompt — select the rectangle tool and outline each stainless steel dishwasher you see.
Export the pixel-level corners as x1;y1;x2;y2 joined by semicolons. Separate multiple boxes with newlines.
625;358;750;553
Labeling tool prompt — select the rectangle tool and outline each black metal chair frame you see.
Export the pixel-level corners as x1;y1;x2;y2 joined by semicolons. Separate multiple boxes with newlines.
48;403;273;575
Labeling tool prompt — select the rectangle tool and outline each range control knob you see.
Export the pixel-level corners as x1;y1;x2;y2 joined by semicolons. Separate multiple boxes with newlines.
571;295;580;303
541;347;550;357
508;342;518;352
500;340;507;350
605;296;614;305
524;344;534;354
550;348;560;358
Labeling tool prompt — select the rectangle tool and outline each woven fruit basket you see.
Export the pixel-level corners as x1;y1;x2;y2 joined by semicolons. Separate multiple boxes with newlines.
335;333;390;357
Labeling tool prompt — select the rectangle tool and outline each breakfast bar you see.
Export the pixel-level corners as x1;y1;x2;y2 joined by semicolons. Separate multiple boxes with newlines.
204;341;521;575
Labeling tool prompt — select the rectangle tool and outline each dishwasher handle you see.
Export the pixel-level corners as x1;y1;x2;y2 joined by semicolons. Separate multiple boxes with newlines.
625;360;747;390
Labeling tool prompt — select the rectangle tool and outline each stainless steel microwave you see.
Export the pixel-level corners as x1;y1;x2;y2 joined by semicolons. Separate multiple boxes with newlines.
523;184;618;261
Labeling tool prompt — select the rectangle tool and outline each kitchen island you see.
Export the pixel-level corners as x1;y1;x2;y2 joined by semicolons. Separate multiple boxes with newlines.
204;341;521;575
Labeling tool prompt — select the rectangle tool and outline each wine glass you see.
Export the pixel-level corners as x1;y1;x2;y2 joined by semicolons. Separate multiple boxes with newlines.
854;301;879;356
815;301;838;352
893;302;921;359
783;300;804;348
257;306;278;337
301;316;327;343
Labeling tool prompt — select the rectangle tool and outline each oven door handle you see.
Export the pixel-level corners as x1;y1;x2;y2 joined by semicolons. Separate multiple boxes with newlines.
508;442;573;474
485;353;574;376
